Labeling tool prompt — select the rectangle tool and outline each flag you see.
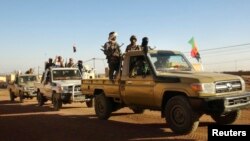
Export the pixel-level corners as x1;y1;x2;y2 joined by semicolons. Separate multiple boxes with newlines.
188;37;200;61
73;44;76;53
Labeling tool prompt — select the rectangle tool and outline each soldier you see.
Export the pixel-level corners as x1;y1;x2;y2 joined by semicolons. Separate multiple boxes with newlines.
141;37;155;54
45;58;55;70
77;60;83;75
54;56;64;67
125;35;140;52
103;31;121;80
154;56;170;70
25;68;34;74
65;58;74;67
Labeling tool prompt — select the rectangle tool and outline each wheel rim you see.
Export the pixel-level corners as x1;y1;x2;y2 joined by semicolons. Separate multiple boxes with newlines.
53;97;58;108
171;105;185;125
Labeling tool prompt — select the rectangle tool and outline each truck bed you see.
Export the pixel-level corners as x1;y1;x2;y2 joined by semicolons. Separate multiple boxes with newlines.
81;78;120;97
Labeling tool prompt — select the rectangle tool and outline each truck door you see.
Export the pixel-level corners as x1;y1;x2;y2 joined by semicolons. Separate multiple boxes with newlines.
122;55;155;106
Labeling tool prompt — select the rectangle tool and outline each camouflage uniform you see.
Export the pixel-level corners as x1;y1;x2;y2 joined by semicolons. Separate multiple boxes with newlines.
125;35;140;52
103;33;121;80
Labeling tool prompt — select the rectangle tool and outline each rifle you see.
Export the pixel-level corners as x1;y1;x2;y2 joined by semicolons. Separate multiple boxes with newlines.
100;43;124;57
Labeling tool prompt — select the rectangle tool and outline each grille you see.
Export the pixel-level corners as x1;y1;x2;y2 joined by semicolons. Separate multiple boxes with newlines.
27;87;35;91
215;80;242;93
68;85;81;92
227;97;248;106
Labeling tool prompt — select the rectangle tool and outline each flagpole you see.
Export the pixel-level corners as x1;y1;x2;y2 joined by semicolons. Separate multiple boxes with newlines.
199;59;204;71
73;43;77;67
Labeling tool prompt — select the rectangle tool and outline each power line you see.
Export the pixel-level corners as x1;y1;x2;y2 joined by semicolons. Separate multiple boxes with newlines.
184;43;250;53
200;48;250;57
200;43;250;52
204;58;250;65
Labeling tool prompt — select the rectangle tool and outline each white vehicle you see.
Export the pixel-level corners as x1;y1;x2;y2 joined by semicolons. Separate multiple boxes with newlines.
35;67;92;110
82;65;95;79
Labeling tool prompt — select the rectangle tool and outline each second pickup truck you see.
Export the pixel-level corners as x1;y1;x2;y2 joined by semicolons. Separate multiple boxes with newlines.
35;67;92;110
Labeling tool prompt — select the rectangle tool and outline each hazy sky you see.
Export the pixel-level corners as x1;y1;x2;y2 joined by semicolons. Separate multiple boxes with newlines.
1;0;250;74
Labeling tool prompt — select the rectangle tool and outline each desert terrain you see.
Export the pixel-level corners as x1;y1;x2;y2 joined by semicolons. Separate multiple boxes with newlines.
0;88;249;141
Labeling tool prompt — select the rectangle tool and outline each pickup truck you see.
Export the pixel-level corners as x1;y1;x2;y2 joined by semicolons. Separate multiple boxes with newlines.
8;74;38;102
81;50;250;134
35;67;92;110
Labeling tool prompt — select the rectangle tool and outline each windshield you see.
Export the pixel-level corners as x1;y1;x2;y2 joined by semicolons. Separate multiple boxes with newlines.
18;76;37;84
148;52;192;73
52;69;82;80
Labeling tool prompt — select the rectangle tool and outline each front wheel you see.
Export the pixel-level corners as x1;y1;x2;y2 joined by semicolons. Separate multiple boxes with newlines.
9;90;15;102
52;93;62;111
165;96;200;134
19;92;24;103
37;91;45;106
211;110;241;124
94;94;112;120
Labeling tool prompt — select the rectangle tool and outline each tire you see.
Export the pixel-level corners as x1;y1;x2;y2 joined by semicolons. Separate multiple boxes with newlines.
94;94;112;120
211;110;241;124
86;99;93;108
165;96;200;134
37;91;45;106
19;91;24;103
53;93;62;111
130;107;145;114
9;90;15;102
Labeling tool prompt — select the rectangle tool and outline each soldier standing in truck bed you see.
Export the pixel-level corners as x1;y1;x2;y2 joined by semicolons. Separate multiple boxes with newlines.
125;35;141;52
103;31;121;80
65;58;74;68
45;58;55;70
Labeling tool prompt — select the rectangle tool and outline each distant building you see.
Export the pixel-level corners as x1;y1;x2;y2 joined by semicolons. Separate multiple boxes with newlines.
0;75;6;82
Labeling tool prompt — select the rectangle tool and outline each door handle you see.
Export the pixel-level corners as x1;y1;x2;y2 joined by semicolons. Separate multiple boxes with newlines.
127;81;132;84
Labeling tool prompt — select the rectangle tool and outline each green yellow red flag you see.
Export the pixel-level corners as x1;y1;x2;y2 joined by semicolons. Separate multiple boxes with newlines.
188;37;200;61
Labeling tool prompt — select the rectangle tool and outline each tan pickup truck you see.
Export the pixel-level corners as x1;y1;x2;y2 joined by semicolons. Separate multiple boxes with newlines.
8;74;38;102
81;50;250;134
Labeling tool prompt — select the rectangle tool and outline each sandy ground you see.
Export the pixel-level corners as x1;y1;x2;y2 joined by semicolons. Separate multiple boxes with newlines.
0;88;249;141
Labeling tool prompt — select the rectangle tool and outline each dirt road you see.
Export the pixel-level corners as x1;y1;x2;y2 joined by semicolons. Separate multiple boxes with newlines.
0;89;249;141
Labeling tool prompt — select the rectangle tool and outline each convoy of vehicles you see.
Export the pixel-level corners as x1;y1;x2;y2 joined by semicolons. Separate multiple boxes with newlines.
3;47;250;134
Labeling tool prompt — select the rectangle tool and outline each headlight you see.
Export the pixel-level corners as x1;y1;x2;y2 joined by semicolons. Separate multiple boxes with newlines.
61;86;69;92
191;83;215;94
23;87;27;91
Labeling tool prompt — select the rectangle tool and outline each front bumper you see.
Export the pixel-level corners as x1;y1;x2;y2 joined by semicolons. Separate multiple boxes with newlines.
23;90;37;97
61;92;86;102
190;92;250;115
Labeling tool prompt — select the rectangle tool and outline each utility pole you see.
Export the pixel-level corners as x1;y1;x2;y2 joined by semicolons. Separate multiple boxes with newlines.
38;66;40;76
